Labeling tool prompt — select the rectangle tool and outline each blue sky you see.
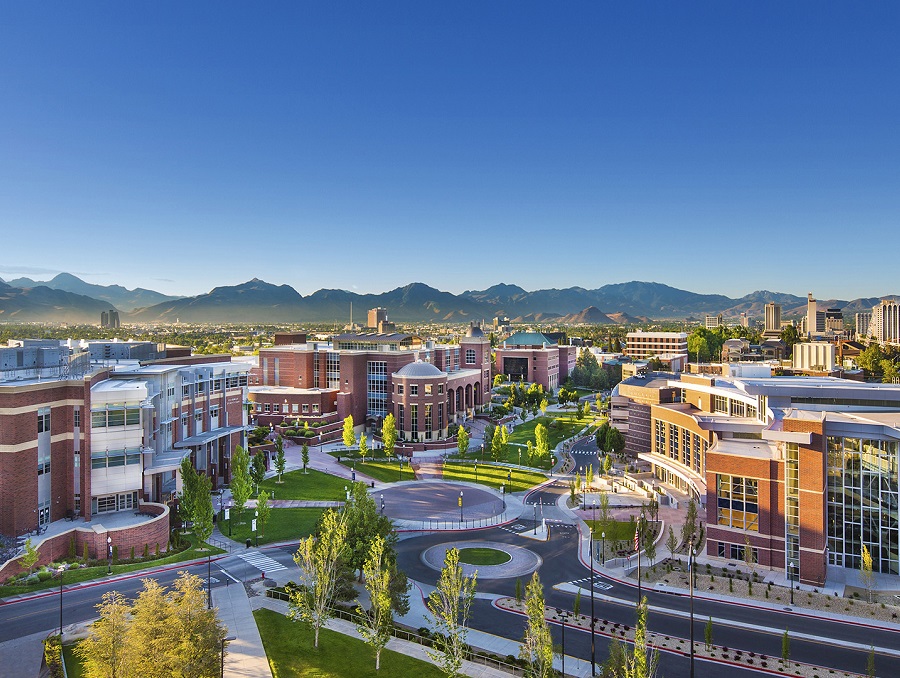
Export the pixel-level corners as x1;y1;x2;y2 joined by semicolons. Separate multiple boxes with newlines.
1;2;898;300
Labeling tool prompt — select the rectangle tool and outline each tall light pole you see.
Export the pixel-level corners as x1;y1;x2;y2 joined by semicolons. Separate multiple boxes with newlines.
380;493;384;514
254;510;259;547
590;523;595;676
207;551;212;609
474;463;478;485
107;536;112;575
58;565;65;638
459;491;463;522
636;509;644;602
557;609;567;677
689;534;696;678
601;531;606;566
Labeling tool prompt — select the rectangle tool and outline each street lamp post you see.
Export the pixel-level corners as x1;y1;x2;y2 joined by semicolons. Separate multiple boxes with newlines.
221;635;236;678
399;457;403;481
789;561;796;605
58;565;65;638
601;531;606;566
380;493;384;514
533;502;537;535
226;506;232;537
474;463;478;485
459;491;463;522
207;551;212;609
501;483;505;511
107;536;112;575
637;510;644;601
254;510;259;547
507;470;511;489
558;609;567;677
590;524;596;676
518;449;522;466
689;534;696;678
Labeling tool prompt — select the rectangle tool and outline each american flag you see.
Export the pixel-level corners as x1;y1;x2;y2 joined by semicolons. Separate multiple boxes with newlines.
634;527;640;551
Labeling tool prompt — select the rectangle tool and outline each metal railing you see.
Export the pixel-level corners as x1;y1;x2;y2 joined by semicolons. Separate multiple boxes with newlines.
265;589;523;675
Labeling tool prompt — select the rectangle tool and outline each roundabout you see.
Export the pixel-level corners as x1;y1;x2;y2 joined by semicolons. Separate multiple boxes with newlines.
421;540;542;579
377;481;505;522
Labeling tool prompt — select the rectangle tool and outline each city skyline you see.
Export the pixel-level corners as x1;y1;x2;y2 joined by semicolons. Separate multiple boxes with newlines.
2;3;898;298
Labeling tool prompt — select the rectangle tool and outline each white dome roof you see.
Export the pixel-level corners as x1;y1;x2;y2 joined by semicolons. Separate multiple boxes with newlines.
395;360;443;377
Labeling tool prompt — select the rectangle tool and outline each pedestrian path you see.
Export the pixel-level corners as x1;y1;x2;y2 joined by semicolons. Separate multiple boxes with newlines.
239;550;287;574
214;582;273;678
565;575;613;591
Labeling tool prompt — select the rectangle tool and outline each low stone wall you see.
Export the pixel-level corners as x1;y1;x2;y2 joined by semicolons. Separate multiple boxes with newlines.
0;502;171;583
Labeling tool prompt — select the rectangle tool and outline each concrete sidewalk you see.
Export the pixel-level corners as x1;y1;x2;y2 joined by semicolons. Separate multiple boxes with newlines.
0;629;48;678
215;583;273;678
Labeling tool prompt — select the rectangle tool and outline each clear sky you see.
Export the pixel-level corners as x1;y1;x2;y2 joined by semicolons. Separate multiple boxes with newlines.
1;2;898;300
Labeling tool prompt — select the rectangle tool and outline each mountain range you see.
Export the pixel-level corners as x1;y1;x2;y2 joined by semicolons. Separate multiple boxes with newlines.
0;274;897;325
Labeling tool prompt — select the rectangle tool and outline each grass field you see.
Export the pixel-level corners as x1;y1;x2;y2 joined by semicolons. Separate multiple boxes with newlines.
458;547;511;566
224;507;324;547
338;460;417;483
441;462;546;493
255;608;447;677
506;413;593;451
256;468;349;501
585;518;636;542
62;643;86;678
0;532;223;599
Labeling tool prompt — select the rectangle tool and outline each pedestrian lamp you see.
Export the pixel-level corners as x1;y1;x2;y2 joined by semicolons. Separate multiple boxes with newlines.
481;442;484;461
601;531;606;565
380;493;385;514
557;609;568;677
459;491;464;522
474;463;478;484
345;485;350;502
507;470;511;489
518;449;522;466
225;505;232;537
352;464;356;482
254;510;259;547
399;457;403;481
221;635;236;678
106;536;112;574
789;561;796;605
58;564;65;638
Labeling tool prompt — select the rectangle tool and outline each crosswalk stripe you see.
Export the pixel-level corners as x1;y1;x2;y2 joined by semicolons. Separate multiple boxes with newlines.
238;551;287;572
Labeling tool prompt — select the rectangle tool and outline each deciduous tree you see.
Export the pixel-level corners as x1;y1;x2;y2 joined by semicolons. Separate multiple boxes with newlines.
274;436;286;481
456;425;469;458
861;544;875;603
179;457;200;532
381;413;398;458
291;509;349;648
256;490;271;536
357;535;393;670
342;414;355;450
20;537;39;575
230;445;252;526
518;572;554;678
426;548;477;678
359;433;369;462
301;443;309;475
192;473;214;546
250;452;266;495
535;423;550;461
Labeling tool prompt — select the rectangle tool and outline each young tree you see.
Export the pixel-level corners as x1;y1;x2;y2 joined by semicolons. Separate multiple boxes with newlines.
704;616;713;650
867;645;876;678
491;425;504;462
603;453;613;477
356;535;393;670
526;440;535;465
743;534;755;567
291;509;349;648
179;457;200;532
647;497;659;523
682;498;698;548
781;628;790;662
301;443;309;475
539;398;548;417
573;588;582;617
598;492;612;534
493;373;504;388
499;426;510;461
256;490;271;536
535;423;550;461
343;414;356;451
76;591;132;677
359;433;369;462
456;425;469;459
20;537;39;575
582;401;592;419
861;544;875;603
274;435;287;482
426;547;477;678
621;597;658;678
515;577;523;602
166;573;228;676
586;463;594;490
250;451;267;496
230;445;252;526
519;572;554;678
666;527;678;561
381;412;398;459
192;473;214;546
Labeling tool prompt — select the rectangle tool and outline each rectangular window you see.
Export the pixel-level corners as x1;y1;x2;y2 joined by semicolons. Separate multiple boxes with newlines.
410;404;418;436
714;395;728;414
466;349;476;364
302;404;309;413
717;474;759;531
107;409;125;427
92;409;106;428
273;404;280;413
398;405;404;434
410;385;418;396
397;384;404;394
125;408;140;425
312;404;319;413
167;386;176;398
438;403;444;431
210;406;220;418
438;384;444;395
292;404;299;413
425;384;433;395
214;379;222;391
264;403;271;412
38;407;51;434
197;380;205;393
183;385;191;398
74;408;81;428
424;404;433;440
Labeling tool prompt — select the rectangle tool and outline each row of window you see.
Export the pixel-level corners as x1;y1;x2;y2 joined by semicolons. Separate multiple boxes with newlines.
396;383;445;396
92;407;142;428
256;402;320;414
716;541;758;563
91;449;143;469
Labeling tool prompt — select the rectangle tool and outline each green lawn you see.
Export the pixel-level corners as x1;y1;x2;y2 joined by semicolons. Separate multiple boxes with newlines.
586;519;636;542
339;460;417;484
62;643;86;678
255;608;447;678
506;413;597;451
458;547;511;566
225;508;324;547
0;532;223;599
256;468;349;501
441;462;547;493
